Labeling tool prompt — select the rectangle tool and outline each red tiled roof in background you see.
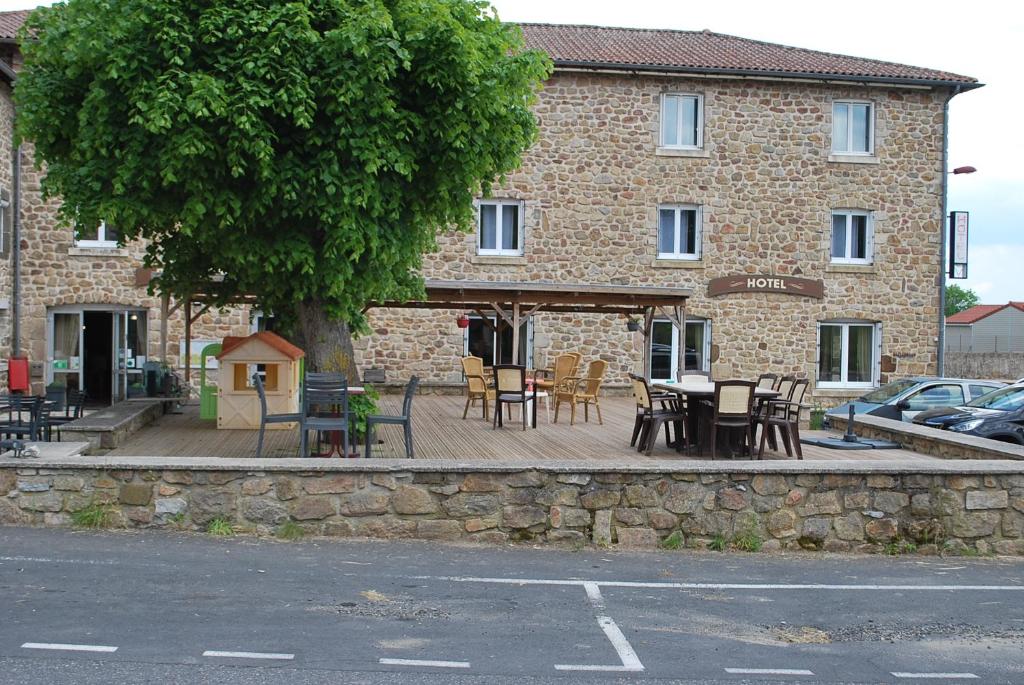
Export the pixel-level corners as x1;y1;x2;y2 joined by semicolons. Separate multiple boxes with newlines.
947;302;1024;325
0;10;979;88
519;23;978;87
217;331;305;361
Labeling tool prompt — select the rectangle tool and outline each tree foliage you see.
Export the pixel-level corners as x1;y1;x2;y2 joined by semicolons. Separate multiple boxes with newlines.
16;0;551;331
945;284;980;317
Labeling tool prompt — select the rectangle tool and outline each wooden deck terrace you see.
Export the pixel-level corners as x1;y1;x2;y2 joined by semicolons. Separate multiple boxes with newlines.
106;395;941;463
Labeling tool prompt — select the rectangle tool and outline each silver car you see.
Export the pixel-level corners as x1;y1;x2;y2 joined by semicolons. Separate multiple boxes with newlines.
825;377;1006;424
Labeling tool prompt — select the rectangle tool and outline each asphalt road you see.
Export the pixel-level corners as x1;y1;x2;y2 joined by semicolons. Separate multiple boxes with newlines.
1;527;1023;684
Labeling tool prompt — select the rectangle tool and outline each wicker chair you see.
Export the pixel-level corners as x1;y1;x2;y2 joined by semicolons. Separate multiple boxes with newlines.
460;356;495;420
534;353;581;395
757;378;809;459
629;374;687;455
553;359;608;425
706;380;757;459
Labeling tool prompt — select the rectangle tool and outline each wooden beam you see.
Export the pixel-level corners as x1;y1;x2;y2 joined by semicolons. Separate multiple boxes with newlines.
472;309;497;332
674;305;685;382
490;302;515;328
511;302;521;366
643;306;654;379
160;293;169;364
184;298;192;391
189;303;212;325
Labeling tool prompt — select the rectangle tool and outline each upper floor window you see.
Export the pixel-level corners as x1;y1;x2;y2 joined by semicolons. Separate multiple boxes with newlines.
831;210;873;264
75;220;120;248
832;101;874;155
478;200;523;256
658;205;701;260
661;94;703;149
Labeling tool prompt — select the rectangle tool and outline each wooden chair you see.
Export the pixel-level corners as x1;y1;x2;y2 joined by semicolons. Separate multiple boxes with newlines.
365;377;418;458
629;374;687;455
707;380;757;459
758;378;809;459
534;353;581;394
553;359;608;425
493;365;532;431
460;356;494;420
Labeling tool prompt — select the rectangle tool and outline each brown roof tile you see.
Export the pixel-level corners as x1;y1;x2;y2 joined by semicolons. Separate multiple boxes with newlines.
0;9;31;41
947;303;1024;324
217;331;305;361
519;23;979;88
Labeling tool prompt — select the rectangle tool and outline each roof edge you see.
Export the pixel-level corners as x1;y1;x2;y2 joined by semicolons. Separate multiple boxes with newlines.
550;59;983;91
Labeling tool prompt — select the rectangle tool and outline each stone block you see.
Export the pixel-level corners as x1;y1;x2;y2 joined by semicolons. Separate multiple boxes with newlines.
502;505;547;529
353;517;416;539
595;473;631;484
430;484;460;496
965;490;1008;510
535;487;580;507
274;477;299;501
614;508;645;526
190;489;234;524
551;506;592;528
242;498;289;525
911;493;931;516
507;471;547;488
158;485;180;497
416;520;463;540
904;475;935;489
0;471;15;494
17;480;50;493
291;497;336;521
795;475;820;487
751;475;789;496
932;489;961;516
241;478;273;496
20;492;62;512
323;520;355;537
752;495;782;513
647;509;678;530
1003;512;1024;539
465;516;499;532
391;486;438;515
163;471;193;485
768;510;798;538
371;474;399;491
864;518;898;543
547;529;585;544
338;492;390;516
873;491;909;514
123;507;153;525
616;527;659;548
208;472;244;486
948;476;981;490
0;498;28;524
834;514;865;541
557;474;591;485
800;491;841;516
717;488;749;511
443;493;499;518
593;510;612;545
43;512;72;526
53;476;85;492
844;492;870;509
624;484;659;507
580;489;620;510
906;519;944;545
470;530;510;544
798;518;830;549
784;489;804;506
304;475;357;495
663;483;704;514
823;475;861;488
119;483;152;506
866;475;897;489
460;474;502;492
950;512;1000;538
155;497;187;516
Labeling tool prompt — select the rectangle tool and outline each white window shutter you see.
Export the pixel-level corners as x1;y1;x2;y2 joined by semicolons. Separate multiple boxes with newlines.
814;323;821;385
696;206;704;258
867;213;875;263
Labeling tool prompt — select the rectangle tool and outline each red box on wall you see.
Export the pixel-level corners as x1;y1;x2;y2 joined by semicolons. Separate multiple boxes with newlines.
7;356;29;392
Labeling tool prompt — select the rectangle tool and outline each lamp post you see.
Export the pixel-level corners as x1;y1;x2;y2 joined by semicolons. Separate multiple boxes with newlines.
937;165;977;376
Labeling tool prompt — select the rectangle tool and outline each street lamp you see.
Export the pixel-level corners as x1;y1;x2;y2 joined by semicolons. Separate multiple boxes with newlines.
937;164;977;376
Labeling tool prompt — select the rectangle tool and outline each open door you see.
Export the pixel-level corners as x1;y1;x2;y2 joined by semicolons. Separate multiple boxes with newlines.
47;310;84;393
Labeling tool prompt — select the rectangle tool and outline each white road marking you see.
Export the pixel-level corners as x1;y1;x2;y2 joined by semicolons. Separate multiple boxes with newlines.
203;650;294;660
379;658;470;668
22;643;117;653
554;582;644;672
419;575;1024;592
2;556;119;566
725;668;814;675
891;673;979;679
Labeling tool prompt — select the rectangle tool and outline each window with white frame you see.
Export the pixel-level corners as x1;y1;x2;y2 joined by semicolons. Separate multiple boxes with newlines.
650;318;711;381
660;93;703;149
832;101;874;155
75;220;121;248
817;321;880;388
658;205;701;260
477;200;523;256
830;210;873;264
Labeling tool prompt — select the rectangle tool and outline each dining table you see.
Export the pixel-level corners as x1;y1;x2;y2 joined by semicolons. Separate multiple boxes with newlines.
652;381;781;456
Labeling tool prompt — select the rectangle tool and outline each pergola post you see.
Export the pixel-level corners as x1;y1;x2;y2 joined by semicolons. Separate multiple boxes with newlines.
642;306;654;378
511;302;521;366
674;305;685;382
160;293;170;364
184;298;192;390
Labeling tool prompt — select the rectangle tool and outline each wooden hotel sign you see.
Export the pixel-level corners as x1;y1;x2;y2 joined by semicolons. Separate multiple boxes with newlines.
708;274;824;299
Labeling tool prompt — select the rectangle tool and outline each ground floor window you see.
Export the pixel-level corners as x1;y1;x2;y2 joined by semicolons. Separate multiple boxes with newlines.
650;318;710;381
464;314;532;368
817;321;879;388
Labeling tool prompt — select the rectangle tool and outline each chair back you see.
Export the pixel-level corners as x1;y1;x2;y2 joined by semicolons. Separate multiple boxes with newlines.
580;360;608;396
304;384;350;420
67;390;87;419
786;379;809;421
756;373;778;390
776;376;796;401
494;365;526;395
306;372;347;388
401;376;420;417
628;374;653;410
713;380;756;419
32;399;51;441
461;357;488;394
552;354;580;386
252;373;270;419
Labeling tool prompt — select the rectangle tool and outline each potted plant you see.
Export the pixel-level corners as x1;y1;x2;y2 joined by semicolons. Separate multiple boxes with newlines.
626;317;642;332
456;313;470;329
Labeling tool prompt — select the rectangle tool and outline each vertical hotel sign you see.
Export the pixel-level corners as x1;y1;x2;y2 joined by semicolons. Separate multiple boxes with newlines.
949;211;969;279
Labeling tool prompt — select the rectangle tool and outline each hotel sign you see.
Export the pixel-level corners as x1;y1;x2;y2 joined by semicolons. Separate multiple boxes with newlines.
707;275;824;299
949;211;969;279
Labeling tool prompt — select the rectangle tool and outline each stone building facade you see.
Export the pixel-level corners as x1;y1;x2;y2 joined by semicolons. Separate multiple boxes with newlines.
0;15;979;407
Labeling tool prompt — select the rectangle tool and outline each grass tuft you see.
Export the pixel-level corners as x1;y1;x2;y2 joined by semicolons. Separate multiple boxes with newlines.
276;521;305;541
659;531;684;550
71;502;114;529
708;534;727;552
732;529;764;553
207;517;235;537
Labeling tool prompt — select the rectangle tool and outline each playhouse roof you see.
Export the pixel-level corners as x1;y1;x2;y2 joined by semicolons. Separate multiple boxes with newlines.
216;331;305;361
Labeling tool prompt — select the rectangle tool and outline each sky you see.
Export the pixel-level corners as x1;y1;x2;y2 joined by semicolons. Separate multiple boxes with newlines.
1;0;1019;304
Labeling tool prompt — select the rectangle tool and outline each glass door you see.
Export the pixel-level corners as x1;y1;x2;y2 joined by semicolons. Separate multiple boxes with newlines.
650;319;711;381
47;310;84;392
112;311;128;401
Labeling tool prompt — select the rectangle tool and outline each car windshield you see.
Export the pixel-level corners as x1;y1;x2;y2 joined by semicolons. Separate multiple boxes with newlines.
860;379;919;404
966;385;1024;411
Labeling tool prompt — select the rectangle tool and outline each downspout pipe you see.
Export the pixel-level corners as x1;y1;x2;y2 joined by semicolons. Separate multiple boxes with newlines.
11;143;19;358
937;84;963;377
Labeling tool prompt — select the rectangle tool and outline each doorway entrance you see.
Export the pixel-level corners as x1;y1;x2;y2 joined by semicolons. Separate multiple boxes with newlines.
83;312;113;404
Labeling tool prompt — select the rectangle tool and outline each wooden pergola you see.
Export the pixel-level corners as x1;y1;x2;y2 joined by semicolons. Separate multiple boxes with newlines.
370;280;693;378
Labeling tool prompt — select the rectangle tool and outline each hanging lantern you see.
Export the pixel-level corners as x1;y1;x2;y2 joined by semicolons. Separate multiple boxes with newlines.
456;314;470;329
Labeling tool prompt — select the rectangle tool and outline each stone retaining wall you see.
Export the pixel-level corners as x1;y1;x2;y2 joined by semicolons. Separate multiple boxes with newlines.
831;414;1024;461
2;459;1022;555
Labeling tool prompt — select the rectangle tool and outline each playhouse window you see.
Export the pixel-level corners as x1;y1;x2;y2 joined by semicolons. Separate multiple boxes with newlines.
234;362;279;392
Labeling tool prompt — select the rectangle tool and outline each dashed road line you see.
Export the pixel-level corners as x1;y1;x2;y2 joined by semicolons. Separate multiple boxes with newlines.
203;651;295;660
21;643;118;653
725;668;815;675
891;673;979;679
553;582;644;673
379;658;470;668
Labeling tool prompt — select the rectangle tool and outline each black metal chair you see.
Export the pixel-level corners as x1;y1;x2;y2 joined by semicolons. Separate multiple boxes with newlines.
1;395;45;441
45;389;86;442
253;374;303;458
364;377;419;458
493;365;533;430
300;384;350;458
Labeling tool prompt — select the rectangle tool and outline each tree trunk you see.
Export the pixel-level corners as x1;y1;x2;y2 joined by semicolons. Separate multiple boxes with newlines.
293;299;361;381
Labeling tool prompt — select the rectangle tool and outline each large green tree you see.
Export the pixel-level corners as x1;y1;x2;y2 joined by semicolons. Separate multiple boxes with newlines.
945;284;980;317
16;0;550;375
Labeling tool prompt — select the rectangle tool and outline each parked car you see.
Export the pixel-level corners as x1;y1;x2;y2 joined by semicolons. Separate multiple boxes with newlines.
912;382;1024;444
824;377;1005;424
